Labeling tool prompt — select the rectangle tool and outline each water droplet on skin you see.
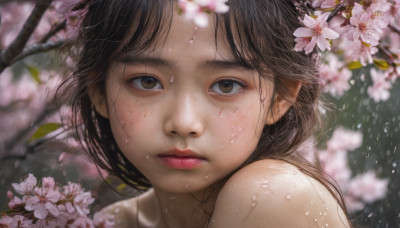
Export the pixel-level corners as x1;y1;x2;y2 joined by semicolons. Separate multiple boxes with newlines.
319;212;322;215
324;212;327;216
251;201;257;207
238;127;244;132
125;138;129;143
136;101;140;104
189;39;194;44
315;218;318;222
120;120;125;125
261;183;268;188
170;75;174;83
219;109;224;118
234;108;239;113
204;175;209;180
325;224;329;227
145;155;150;159
252;193;258;200
195;26;199;31
230;139;235;144
286;194;291;200
185;184;191;188
305;211;310;216
235;209;239;212
169;193;176;200
114;208;120;213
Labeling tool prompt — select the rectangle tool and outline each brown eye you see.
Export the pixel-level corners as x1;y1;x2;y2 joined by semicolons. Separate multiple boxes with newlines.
131;76;163;90
218;81;234;93
210;80;244;95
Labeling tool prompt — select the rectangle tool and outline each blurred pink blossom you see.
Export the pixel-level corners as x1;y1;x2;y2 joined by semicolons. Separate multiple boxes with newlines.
178;0;229;27
367;68;392;102
347;171;389;203
318;54;352;97
346;40;378;66
11;173;37;195
293;12;339;54
326;127;363;152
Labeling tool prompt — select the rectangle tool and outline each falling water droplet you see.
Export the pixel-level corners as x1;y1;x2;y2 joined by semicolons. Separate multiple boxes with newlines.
286;194;291;200
350;79;355;85
305;211;310;216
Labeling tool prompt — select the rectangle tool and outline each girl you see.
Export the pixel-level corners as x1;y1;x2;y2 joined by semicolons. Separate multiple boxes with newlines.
64;0;352;227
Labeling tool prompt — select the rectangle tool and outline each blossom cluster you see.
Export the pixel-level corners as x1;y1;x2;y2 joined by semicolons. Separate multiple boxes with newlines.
293;0;400;102
177;0;229;27
0;174;114;228
316;127;389;212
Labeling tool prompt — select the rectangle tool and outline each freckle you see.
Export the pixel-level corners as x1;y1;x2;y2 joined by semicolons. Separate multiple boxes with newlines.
286;193;291;200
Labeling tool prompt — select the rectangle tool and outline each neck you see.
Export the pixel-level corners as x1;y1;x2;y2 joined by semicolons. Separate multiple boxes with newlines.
151;186;219;228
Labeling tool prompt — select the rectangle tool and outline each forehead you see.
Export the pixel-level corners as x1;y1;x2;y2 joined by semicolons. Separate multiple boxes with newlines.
118;10;234;64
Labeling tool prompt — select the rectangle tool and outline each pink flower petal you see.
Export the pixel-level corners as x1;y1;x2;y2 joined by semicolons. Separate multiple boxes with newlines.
322;28;339;39
293;27;313;37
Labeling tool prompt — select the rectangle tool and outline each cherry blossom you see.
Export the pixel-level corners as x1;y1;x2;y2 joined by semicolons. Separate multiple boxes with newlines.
347;171;389;203
318;54;352;97
346;40;378;66
367;68;392;102
24;180;61;219
11;173;37;195
349;3;383;45
293;12;339;54
178;0;229;27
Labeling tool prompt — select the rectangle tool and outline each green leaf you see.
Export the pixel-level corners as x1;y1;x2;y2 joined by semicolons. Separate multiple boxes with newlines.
26;65;41;84
28;123;62;142
347;61;363;70
116;183;127;191
373;59;390;70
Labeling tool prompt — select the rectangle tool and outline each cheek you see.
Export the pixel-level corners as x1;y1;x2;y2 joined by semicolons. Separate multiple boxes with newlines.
215;107;264;147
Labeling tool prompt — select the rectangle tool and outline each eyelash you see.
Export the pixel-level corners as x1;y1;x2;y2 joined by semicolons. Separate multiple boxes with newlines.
128;76;163;91
209;79;246;96
127;76;246;96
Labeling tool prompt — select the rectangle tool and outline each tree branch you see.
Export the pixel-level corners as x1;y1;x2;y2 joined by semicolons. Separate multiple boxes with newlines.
40;20;67;43
389;24;400;36
0;0;53;74
0;0;32;6
11;39;68;64
327;3;344;22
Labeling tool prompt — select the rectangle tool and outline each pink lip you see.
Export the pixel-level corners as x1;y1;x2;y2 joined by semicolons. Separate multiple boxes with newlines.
158;149;205;169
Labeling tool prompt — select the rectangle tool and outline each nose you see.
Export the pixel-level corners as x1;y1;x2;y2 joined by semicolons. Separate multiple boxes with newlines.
164;93;204;138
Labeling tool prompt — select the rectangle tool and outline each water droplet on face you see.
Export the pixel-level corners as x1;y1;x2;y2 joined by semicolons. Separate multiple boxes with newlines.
230;139;235;144
305;211;310;216
194;26;199;31
170;75;174;83
234;108;239;113
219;109;224;118
325;223;329;227
136;101;140;104
185;184;191;188
251;201;257;207
323;212;327;216
261;183;268;188
189;39;194;44
286;194;291;200
145;155;150;159
238;127;244;132
125;138;129;143
252;193;258;200
120;120;125;125
168;193;176;200
204;175;209;180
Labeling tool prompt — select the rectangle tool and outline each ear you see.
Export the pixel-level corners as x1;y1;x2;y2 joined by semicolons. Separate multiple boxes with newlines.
88;85;109;119
265;82;301;125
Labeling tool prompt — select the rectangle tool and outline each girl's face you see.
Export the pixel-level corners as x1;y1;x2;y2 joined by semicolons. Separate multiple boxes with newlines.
93;13;289;193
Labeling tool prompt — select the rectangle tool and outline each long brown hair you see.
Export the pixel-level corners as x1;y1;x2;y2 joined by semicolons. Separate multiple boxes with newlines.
61;0;351;224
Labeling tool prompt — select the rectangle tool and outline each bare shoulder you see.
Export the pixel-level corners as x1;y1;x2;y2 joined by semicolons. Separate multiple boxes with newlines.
99;189;154;228
210;159;350;228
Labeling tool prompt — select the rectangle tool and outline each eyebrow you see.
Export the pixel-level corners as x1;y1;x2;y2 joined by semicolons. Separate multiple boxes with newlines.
116;55;253;71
